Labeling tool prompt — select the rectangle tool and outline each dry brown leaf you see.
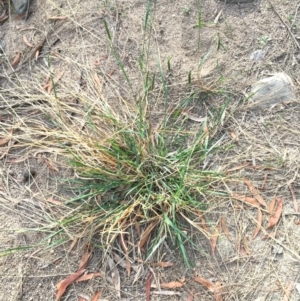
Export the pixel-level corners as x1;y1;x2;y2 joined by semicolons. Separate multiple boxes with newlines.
185;289;194;301
196;210;209;234
252;208;262;239
210;222;220;255
78;245;92;270
266;198;283;230
139;220;158;249
11;52;21;69
229;130;238;142
160;281;184;289
268;197;276;214
78;298;87;301
244;178;267;207
23;35;34;47
91;289;103;301
282;282;293;301
145;272;153;301
288;184;298;213
46;197;63;206
152;261;174;268
76;272;103;282
226;163;250;172
193;277;215;292
56;269;85;301
0;137;10;146
232;193;259;208
220;216;231;241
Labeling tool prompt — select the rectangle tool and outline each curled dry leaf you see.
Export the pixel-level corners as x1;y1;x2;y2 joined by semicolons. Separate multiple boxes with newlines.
91;289;103;301
23;35;34;47
243;178;267;207
145;272;153;301
11;52;21;69
266;198;283;230
232;194;259;208
226;162;250;173
56;269;85;301
220;216;231;241
76;272;103;282
186;289;194;301
194;277;223;301
139;220;158;249
282;282;294;301
160;281;184;289
210;222;221;255
152;261;174;268
252;208;262;239
268;197;276;214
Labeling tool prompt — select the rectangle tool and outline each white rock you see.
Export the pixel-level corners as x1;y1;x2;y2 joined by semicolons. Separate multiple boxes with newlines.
248;72;296;108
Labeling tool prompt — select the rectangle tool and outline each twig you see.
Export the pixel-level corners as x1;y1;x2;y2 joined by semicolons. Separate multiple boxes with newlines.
267;0;300;50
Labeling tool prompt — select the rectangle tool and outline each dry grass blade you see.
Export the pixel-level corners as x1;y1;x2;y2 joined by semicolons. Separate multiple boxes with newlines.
244;177;267;207
288;184;298;213
252;208;262;239
152;262;174;268
226;163;250;172
107;255;121;298
266;198;283;230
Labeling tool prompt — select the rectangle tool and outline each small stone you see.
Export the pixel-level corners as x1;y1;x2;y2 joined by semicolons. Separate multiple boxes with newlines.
250;50;266;62
271;244;283;255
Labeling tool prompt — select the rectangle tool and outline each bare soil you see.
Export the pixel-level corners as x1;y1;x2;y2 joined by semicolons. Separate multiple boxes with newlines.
1;0;300;300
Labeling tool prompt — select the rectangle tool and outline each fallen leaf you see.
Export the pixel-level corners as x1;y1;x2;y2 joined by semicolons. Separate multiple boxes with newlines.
76;272;103;282
288;184;298;213
260;173;268;189
226;163;250;172
152;261;174;268
139;220;158;249
269;197;276;214
220;216;231;241
0;137;10;146
11;52;21;69
252;208;262;239
23;35;34;47
78;245;92;270
282;282;294;301
107;255;121;298
229;130;238;142
210;222;221;255
160;281;184;289
244;178;267;207
185;289;194;301
91;289;103;301
56;269;85;301
266;198;283;230
232;193;259;208
182;110;206;122
78;298;87;301
46;197;63;206
193;277;215;292
145;272;153;301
